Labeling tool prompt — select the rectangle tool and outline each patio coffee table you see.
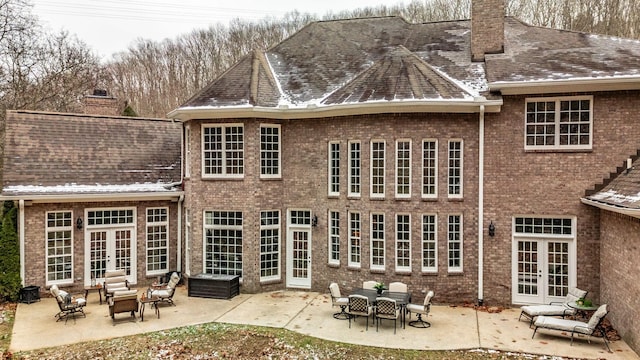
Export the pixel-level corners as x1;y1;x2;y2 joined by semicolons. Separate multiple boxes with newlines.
139;296;161;321
84;285;103;305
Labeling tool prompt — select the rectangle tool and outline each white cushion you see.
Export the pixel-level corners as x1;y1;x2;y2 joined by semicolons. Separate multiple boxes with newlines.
151;289;170;297
406;303;427;314
75;298;86;306
521;304;574;317
335;297;348;306
534;316;592;335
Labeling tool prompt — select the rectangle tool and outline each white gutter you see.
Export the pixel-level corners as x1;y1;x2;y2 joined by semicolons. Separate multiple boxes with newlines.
581;197;640;219
19;199;25;287
0;191;184;204
478;104;485;305
490;76;640;95
168;99;503;120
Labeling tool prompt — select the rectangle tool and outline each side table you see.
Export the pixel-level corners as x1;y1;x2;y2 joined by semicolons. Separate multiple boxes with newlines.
567;300;598;321
139;296;160;321
84;285;103;305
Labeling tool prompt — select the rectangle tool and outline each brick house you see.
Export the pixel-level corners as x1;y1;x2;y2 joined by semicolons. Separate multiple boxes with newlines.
1;96;183;291
2;0;640;353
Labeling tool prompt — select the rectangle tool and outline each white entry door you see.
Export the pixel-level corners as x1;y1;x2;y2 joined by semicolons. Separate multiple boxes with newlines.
286;210;312;288
87;228;136;285
512;238;575;304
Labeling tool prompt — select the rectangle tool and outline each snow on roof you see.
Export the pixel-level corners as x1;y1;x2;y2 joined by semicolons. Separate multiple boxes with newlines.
3;182;180;196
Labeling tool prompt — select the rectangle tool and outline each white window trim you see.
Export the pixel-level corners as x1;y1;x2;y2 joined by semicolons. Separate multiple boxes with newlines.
395;213;411;272
328;141;340;197
370;212;385;271
395;139;412;199
370;140;386;199
260;124;281;179
348;211;361;268
328;210;340;266
348;140;361;198
447;139;463;199
45;210;74;286
146;207;169;276
524;95;593;151
421;213;438;273
259;210;281;282
201;123;244;179
447;214;463;273
184;125;191;178
422;139;438;199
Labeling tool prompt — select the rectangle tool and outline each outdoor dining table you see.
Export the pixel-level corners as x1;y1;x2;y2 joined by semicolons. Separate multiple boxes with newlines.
350;288;411;328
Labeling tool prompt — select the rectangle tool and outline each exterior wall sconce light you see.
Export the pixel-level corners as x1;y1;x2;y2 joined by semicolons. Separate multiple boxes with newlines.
488;221;495;237
312;215;318;227
76;217;83;230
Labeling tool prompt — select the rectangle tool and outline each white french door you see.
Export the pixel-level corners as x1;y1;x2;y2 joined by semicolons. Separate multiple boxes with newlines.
286;210;312;288
512;238;575;304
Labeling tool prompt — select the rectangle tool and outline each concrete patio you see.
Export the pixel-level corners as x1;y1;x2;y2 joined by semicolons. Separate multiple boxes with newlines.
10;286;639;359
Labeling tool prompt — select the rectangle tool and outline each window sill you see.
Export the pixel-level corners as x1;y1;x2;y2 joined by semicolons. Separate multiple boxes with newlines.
328;262;340;268
259;278;282;286
447;271;464;276
347;266;361;272
369;268;385;274
447;197;464;202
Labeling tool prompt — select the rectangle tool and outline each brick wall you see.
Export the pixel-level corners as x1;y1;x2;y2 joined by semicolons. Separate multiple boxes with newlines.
184;112;482;303
22;200;180;294
82;95;120;116
599;211;640;354
471;0;505;61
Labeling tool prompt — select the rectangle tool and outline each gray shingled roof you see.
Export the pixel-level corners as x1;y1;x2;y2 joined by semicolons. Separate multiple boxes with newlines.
175;16;640;113
487;18;640;84
2;110;182;196
178;17;485;110
584;157;640;210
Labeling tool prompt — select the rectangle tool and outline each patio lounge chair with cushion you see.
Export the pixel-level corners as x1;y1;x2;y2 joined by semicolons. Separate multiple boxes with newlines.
103;269;130;302
50;285;87;323
519;287;587;326
406;290;434;328
328;282;350;320
108;289;138;321
532;304;611;352
347;294;373;330
150;271;180;306
375;297;400;334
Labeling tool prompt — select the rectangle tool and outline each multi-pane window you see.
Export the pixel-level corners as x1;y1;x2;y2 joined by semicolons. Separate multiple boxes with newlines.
349;141;361;197
448;214;463;271
87;209;134;225
46;211;73;284
260;210;280;281
448;140;463;197
422;140;437;198
396;140;411;198
422;214;437;272
328;142;340;196
260;125;281;178
185;125;191;178
525;96;593;150
328;211;340;265
514;217;573;235
370;213;385;270
396;214;411;271
371;140;385;197
348;212;361;267
202;124;244;178
146;208;168;274
204;211;243;276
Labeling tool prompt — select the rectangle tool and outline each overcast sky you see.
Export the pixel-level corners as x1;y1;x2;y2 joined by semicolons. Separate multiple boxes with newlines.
31;0;404;60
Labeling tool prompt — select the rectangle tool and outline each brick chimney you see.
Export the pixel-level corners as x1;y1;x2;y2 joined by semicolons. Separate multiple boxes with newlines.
471;0;505;61
82;89;120;116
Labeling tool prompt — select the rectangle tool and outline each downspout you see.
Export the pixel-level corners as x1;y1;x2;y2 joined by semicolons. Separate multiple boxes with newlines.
478;104;485;305
19;199;25;286
177;194;183;273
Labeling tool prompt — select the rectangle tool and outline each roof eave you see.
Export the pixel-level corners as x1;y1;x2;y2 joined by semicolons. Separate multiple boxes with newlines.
0;191;185;204
581;197;640;219
167;99;503;121
489;76;640;95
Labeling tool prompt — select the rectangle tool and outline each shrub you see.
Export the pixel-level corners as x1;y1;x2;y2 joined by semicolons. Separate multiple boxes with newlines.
0;202;21;302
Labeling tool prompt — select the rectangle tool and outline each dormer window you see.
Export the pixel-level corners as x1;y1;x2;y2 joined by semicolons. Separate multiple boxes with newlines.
525;96;593;150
